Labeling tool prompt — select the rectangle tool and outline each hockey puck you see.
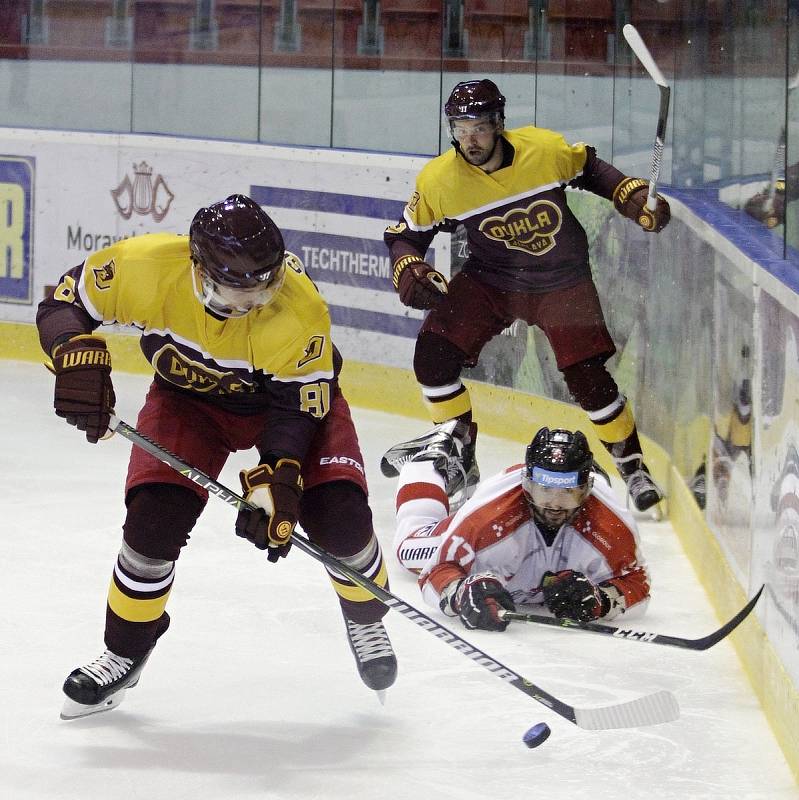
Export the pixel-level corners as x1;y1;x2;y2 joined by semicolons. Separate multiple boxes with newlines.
522;722;551;748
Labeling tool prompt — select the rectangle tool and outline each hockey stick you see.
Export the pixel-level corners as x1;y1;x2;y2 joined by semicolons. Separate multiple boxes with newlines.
107;414;679;731
500;584;763;650
623;24;670;219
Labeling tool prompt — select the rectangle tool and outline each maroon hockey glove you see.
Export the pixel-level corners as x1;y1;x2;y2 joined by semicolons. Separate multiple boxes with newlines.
453;573;515;631
393;256;448;310
613;177;670;233
51;335;115;444
542;570;609;622
236;458;303;562
744;184;785;229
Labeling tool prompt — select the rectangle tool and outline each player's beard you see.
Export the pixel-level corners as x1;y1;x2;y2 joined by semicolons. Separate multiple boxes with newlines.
462;136;500;167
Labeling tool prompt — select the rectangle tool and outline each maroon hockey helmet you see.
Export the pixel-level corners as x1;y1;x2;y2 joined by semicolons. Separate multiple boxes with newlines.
189;194;285;289
444;79;506;121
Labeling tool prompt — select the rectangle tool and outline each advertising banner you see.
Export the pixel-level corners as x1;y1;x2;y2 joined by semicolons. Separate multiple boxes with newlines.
0;155;34;305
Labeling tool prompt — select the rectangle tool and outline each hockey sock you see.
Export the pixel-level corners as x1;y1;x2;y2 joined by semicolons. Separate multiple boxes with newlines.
422;381;472;423
104;484;201;657
561;359;644;470
325;535;389;624
105;542;175;658
301;482;389;623
587;396;645;471
414;332;473;423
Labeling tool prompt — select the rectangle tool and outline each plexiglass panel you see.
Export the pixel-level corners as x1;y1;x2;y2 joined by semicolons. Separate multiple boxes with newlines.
0;0;795;255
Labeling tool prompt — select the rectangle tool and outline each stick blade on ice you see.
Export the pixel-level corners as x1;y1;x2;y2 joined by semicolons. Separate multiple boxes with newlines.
574;690;679;731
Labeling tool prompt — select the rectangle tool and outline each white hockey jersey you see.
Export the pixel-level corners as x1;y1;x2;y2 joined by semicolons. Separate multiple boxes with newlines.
394;461;650;620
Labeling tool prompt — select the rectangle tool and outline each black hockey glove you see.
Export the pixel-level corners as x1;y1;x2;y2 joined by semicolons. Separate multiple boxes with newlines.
613;177;670;233
744;184;785;229
236;458;303;562
542;570;609;622
392;256;448;310
453;573;515;631
51;334;115;443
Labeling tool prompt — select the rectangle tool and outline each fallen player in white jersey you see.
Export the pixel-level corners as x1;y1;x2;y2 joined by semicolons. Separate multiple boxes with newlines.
388;423;650;631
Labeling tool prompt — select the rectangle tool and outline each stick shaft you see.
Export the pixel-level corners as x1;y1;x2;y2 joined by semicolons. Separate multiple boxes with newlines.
502;585;763;651
623;24;670;212
646;85;671;211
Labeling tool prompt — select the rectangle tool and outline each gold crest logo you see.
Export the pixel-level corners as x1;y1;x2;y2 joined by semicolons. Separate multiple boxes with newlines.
297;335;325;368
152;344;254;395
92;259;115;290
480;200;562;255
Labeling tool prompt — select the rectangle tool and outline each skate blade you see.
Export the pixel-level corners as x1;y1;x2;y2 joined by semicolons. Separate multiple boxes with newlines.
380;456;400;479
630;498;666;522
649;497;667;521
60;688;127;720
375;689;387;706
449;480;478;513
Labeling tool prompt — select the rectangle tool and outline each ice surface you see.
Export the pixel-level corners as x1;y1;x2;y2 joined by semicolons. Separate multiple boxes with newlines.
1;361;795;799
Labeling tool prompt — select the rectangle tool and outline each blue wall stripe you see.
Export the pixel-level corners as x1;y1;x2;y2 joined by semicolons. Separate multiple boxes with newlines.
329;305;421;339
250;185;406;221
666;186;799;294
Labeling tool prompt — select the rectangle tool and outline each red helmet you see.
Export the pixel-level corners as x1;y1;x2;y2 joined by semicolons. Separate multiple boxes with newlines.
189;194;284;289
444;79;506;121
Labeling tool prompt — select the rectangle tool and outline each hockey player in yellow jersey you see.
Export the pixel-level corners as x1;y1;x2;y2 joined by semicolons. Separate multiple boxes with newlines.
38;194;397;718
382;79;671;513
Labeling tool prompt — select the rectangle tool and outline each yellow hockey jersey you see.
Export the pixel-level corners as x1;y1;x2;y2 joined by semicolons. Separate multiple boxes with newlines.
385;126;626;292
38;233;335;423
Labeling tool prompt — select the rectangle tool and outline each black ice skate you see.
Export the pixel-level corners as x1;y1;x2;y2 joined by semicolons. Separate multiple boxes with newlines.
60;647;153;720
616;456;665;513
381;420;480;510
344;618;397;700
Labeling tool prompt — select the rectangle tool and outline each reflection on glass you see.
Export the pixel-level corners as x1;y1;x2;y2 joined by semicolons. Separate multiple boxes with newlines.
786;5;799;254
0;1;793;240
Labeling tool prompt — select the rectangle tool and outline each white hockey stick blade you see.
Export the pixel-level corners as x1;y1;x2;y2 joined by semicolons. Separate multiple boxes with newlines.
623;24;668;88
575;689;679;730
790;66;799;92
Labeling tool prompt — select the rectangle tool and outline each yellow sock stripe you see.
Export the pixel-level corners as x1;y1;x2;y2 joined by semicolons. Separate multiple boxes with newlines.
425;388;472;423
329;559;388;603
107;581;172;623
591;403;636;443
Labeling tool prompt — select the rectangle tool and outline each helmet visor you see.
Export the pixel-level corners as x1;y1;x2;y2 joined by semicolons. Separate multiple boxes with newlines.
192;261;285;318
447;112;502;142
522;466;591;524
522;481;590;512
